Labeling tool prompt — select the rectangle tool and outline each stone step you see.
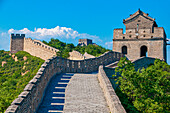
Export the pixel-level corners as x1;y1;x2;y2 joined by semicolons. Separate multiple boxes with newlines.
53;92;65;94
51;103;64;105
55;87;66;89
62;75;72;77
61;78;70;80
58;82;68;84
52;97;65;99
48;110;63;113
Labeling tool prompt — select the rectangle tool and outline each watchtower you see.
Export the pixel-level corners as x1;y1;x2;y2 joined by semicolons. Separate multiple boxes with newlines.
10;34;25;53
113;9;167;61
78;39;93;46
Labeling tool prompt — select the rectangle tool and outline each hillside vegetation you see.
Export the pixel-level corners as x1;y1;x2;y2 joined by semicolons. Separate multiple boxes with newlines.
0;50;44;113
114;58;170;113
43;38;109;58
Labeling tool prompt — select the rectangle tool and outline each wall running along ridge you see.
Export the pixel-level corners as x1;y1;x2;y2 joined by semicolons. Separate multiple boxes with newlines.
10;34;59;60
5;51;124;113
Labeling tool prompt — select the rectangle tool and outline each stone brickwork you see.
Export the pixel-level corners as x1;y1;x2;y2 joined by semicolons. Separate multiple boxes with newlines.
5;51;123;113
113;9;167;61
63;73;110;113
98;66;126;113
10;34;59;60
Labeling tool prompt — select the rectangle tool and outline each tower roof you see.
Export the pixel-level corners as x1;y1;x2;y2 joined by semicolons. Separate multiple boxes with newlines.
123;9;155;23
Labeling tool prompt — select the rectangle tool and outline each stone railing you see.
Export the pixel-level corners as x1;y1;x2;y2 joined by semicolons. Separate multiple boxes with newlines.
5;51;124;113
98;65;126;113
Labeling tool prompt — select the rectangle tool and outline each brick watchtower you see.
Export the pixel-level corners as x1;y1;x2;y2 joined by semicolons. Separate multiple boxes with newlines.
113;9;167;61
10;34;25;53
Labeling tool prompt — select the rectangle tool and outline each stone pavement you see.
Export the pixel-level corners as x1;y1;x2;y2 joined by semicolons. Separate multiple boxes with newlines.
37;73;110;113
63;73;110;113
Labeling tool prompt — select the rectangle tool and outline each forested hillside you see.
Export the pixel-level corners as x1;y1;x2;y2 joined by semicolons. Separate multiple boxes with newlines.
0;50;44;113
43;38;109;58
114;58;170;113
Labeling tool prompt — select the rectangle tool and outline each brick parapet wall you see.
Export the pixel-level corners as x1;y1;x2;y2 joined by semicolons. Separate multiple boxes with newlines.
98;65;126;113
24;38;59;60
5;51;124;113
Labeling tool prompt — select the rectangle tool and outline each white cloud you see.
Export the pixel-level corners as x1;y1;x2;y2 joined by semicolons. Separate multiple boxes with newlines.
8;26;100;41
105;41;112;49
0;26;102;51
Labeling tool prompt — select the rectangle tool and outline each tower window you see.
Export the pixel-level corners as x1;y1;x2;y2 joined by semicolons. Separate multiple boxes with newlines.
137;24;139;32
129;31;132;33
143;30;145;33
138;20;141;22
123;37;125;39
151;36;153;38
129;35;131;38
122;46;127;54
143;35;146;37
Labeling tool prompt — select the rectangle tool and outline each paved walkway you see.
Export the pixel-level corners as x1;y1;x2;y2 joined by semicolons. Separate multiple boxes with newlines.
37;73;110;113
63;73;110;113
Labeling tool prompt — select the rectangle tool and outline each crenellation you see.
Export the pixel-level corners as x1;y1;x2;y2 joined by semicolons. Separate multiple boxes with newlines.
24;83;35;91
11;97;24;105
18;91;30;98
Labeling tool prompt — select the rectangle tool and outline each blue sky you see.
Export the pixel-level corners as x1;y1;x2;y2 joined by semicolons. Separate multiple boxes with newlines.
0;0;170;64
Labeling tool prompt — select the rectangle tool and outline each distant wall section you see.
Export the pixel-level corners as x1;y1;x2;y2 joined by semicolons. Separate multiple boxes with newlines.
10;34;59;60
10;34;25;53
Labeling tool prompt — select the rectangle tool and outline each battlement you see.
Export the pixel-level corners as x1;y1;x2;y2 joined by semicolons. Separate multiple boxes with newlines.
11;34;25;38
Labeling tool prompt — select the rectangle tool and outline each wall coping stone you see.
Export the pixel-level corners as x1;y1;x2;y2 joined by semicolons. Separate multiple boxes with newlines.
36;71;43;75
29;78;39;84
5;105;19;113
41;63;48;68
24;83;35;91
18;91;30;98
11;98;24;105
38;67;46;72
34;74;42;80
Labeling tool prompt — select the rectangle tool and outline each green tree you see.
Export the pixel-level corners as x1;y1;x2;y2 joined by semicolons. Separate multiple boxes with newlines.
114;58;170;113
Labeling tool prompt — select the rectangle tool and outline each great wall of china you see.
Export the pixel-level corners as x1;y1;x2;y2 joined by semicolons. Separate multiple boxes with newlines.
5;9;168;113
5;33;157;113
10;34;59;60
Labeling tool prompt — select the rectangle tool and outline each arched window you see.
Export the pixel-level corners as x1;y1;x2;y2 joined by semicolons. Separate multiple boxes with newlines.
122;46;127;54
140;45;148;57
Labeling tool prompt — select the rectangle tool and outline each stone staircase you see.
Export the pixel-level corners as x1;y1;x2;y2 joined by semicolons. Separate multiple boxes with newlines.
37;74;73;113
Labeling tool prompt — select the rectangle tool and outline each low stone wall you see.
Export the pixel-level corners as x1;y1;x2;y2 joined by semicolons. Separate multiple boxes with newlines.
5;57;62;113
98;65;126;113
5;51;123;113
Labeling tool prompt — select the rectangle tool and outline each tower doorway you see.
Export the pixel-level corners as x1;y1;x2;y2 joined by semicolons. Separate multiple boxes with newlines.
122;46;127;54
140;45;147;57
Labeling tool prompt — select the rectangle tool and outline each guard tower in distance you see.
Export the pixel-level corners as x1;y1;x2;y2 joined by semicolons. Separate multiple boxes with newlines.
113;9;167;61
10;34;25;53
